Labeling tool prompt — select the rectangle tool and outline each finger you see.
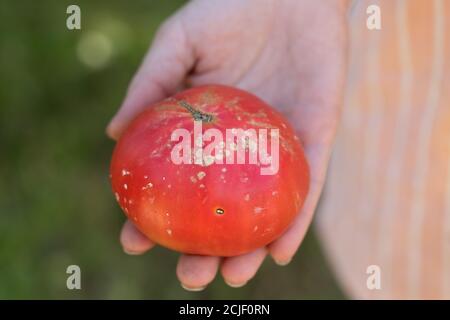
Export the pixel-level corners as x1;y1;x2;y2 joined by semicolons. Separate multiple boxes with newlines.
221;248;267;288
120;220;155;255
268;144;331;265
176;254;220;291
107;17;195;140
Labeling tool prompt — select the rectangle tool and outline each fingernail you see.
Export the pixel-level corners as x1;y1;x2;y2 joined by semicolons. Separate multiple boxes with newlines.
123;248;141;255
106;121;115;137
225;280;247;288
106;119;120;141
181;283;206;292
274;258;292;266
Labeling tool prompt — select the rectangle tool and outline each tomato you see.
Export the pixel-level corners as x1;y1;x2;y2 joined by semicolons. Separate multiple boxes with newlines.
110;85;309;256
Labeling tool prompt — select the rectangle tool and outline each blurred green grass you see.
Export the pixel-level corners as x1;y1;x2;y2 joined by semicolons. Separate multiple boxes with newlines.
0;0;344;299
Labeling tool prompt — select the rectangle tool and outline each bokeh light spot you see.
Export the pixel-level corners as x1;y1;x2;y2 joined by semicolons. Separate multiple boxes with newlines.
77;31;113;70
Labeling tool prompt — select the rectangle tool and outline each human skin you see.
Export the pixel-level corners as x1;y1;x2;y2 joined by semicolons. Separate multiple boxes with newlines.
107;0;349;291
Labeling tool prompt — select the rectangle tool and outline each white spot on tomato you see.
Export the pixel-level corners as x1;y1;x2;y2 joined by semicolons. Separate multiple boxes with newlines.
167;229;172;236
123;184;128;190
197;171;206;180
142;182;153;190
262;227;273;236
244;194;250;201
122;169;131;176
220;174;227;183
254;207;264;214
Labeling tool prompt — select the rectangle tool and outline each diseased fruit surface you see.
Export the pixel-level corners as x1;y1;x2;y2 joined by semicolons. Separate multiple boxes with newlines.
110;85;309;256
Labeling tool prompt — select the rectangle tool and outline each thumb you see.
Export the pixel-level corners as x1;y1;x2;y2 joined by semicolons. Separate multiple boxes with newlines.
107;18;194;140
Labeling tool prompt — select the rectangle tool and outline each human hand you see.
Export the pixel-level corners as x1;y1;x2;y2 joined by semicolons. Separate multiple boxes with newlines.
107;0;348;290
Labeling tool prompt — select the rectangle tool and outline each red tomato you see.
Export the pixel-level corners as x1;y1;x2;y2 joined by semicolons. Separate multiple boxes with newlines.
110;85;309;256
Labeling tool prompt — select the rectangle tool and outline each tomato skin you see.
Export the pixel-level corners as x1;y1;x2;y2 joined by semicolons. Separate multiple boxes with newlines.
110;85;309;256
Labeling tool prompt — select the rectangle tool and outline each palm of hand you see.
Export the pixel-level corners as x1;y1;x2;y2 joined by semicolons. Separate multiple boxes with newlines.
108;0;348;290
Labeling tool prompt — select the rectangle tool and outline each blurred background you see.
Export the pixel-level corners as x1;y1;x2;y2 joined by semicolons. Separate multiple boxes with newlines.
0;0;343;299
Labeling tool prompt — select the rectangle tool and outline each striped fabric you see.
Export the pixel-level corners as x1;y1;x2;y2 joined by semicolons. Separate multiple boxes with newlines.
316;0;449;299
